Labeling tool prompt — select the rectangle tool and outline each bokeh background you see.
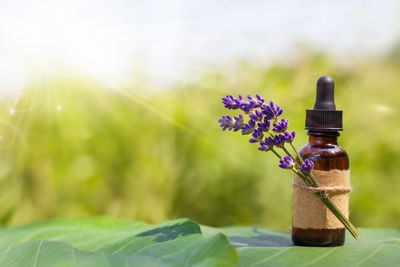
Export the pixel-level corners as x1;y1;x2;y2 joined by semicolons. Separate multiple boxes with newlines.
0;1;399;231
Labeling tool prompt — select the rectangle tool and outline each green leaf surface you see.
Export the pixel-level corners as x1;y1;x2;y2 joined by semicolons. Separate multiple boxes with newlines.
201;225;400;267
0;218;237;267
0;217;398;266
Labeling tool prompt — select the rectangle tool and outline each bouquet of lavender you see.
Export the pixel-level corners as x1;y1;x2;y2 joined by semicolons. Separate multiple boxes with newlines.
218;94;359;239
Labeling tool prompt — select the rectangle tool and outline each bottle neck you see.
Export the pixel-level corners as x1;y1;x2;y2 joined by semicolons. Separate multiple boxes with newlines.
307;131;339;145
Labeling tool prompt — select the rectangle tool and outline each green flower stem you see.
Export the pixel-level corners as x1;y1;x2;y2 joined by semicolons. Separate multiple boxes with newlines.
267;131;275;138
286;142;319;187
292;168;313;187
270;148;283;159
300;171;360;239
320;196;360;239
289;143;304;164
305;172;320;187
267;130;298;163
267;130;301;166
282;146;294;159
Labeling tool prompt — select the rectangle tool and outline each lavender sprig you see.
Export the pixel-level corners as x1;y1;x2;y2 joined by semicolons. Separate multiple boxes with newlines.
279;156;295;169
261;100;283;120
218;116;234;131
249;128;264;143
241;120;256;135
247;94;265;108
218;114;244;132
218;94;360;240
257;118;271;132
233;114;244;132
301;159;314;173
284;131;296;143
249;110;264;121
273;118;289;133
273;134;287;148
258;137;274;152
222;95;243;110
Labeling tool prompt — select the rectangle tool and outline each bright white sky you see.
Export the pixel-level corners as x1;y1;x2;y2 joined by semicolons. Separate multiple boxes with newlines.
0;0;400;92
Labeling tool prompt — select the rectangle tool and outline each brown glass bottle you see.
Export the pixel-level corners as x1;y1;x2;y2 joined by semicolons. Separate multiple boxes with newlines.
291;130;349;246
292;75;349;246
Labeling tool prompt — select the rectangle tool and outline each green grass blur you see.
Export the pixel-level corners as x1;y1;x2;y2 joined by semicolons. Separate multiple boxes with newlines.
0;52;399;230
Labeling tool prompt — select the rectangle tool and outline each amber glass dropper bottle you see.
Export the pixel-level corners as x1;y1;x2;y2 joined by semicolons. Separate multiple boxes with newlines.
292;76;350;246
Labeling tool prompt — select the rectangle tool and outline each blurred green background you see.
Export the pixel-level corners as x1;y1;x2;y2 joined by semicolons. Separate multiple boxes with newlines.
0;51;399;230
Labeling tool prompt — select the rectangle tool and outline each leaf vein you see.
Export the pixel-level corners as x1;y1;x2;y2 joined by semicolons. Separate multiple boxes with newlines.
301;247;339;266
32;240;43;267
71;247;77;265
355;245;384;266
247;247;292;267
0;246;10;264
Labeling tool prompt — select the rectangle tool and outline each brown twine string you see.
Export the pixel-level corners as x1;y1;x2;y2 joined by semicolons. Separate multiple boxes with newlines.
292;180;352;197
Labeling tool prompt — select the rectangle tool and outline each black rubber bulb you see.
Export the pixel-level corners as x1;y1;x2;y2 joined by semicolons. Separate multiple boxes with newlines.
313;76;336;110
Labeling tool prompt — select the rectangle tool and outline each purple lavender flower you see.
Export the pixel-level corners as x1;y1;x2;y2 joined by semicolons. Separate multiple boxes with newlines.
222;95;236;109
255;94;265;103
232;114;244;132
257;118;271;132
239;101;252;113
273;118;289;133
261;101;283;120
273;134;286;147
258;137;274;151
249;110;263;121
218;116;234;131
283;131;296;143
247;94;265;108
249;128;264;143
241;120;256;135
279;156;295;169
222;95;244;110
261;108;274;120
300;159;314;173
246;95;257;108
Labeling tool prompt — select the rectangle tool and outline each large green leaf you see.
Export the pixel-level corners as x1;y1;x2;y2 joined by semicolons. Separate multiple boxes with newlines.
0;218;237;267
202;226;400;266
0;217;398;266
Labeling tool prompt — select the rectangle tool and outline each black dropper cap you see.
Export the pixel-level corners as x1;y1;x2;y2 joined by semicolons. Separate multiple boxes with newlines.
305;76;343;131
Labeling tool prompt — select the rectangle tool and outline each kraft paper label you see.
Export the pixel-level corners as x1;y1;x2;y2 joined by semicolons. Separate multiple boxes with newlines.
292;169;350;229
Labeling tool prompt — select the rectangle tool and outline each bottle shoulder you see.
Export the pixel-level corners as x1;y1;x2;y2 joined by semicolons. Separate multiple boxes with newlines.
298;143;348;157
298;142;349;170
